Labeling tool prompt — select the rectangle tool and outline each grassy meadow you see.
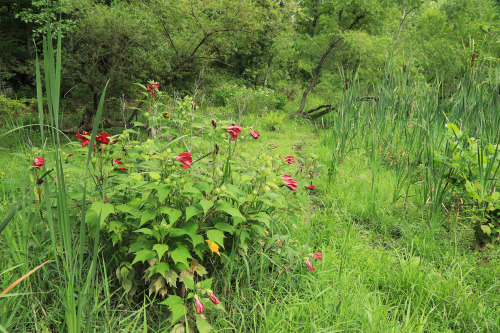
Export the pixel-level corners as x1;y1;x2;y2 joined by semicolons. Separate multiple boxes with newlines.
1;38;500;333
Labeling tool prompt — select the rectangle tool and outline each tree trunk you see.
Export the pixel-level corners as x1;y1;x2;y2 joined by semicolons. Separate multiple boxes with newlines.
263;55;273;88
293;37;342;116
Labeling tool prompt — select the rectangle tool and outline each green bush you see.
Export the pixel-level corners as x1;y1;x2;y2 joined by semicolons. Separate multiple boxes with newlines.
0;95;37;127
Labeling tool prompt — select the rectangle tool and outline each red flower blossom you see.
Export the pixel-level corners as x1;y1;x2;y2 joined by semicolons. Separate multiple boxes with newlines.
176;152;193;169
96;132;111;145
195;298;205;314
250;130;260;139
285;180;297;191
306;184;315;190
151;83;160;89
282;174;293;182
284;156;294;164
305;259;314;271
311;252;322;261
227;125;242;141
76;131;91;147
67;153;73;157
162;113;170;118
146;85;153;93
113;158;124;165
115;167;129;172
209;293;220;305
33;157;45;169
112;139;119;144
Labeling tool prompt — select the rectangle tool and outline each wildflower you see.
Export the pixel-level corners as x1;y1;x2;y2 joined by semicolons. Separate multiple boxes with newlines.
112;139;119;143
162;113;170;118
306;184;315;190
209;293;220;305
284;156;294;164
67;153;73;157
113;158;124;165
33;157;45;169
76;131;91;147
195;298;205;314
311;252;322;261
176;152;193;169
305;259;314;271
282;174;293;182
227;125;242;141
285;180;297;191
250;130;260;139
96;132;111;145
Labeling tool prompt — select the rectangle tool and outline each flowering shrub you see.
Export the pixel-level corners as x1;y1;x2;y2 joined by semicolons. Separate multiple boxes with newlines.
25;82;317;331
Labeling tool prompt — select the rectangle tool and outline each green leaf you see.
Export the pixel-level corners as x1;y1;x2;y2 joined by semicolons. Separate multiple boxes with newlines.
153;244;169;261
481;224;492;235
140;209;158;226
181;275;195;290
186;206;202;222
149;172;161;180
160;295;186;324
160;207;183;225
196;315;213;333
216;202;245;224
157;184;172;202
250;212;271;228
131;249;156;265
200;278;213;289
214;222;235;234
207;230;225;248
198;199;213;216
251;224;266;235
90;201;115;226
170;245;193;267
135;228;161;242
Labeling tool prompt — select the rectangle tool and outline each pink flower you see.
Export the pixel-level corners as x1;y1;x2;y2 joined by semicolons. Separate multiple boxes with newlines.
311;252;322;261
195;298;205;314
33;157;45;169
306;184;315;190
250;131;260;139
227;125;242;141
76;131;91;147
282;174;293;182
305;259;314;271
284;156;294;164
176;152;193;169
113;158;124;165
209;293;220;305
96;132;111;145
285;180;297;191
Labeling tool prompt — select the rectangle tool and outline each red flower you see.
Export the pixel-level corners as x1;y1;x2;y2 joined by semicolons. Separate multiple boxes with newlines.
284;156;294;164
112;139;119;144
209;293;220;305
195;298;205;314
176;152;193;169
67;153;73;157
211;119;217;128
146;85;153;93
282;174;293;182
162;113;170;118
227;125;242;141
306;184;315;190
311;252;322;261
113;158;124;165
115;167;129;172
151;83;160;89
33;157;45;169
305;259;314;271
250;130;260;139
96;132;111;145
285;180;297;191
76;131;91;147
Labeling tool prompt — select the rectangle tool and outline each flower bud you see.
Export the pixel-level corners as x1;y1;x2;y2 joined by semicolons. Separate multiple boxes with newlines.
211;119;217;128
